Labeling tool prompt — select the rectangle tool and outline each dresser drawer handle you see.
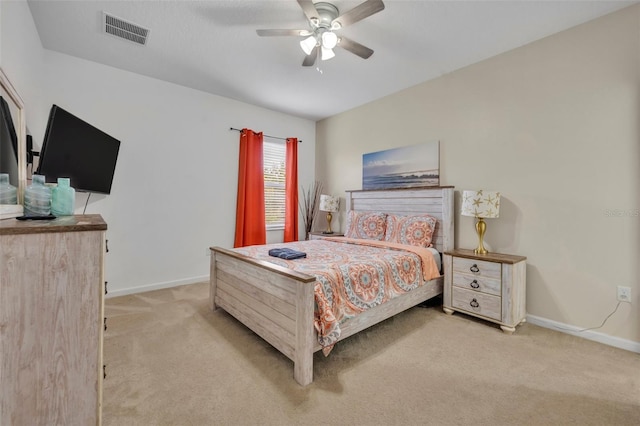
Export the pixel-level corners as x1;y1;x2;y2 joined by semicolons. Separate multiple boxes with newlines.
469;264;480;273
469;280;480;289
470;298;480;308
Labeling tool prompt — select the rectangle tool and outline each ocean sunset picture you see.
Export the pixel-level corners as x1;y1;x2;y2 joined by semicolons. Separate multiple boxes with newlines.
362;142;439;190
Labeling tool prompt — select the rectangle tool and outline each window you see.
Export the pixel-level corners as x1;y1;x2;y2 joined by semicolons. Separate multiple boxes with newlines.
263;141;286;230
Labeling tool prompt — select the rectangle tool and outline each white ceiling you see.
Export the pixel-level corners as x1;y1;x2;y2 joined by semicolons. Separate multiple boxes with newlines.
27;0;636;121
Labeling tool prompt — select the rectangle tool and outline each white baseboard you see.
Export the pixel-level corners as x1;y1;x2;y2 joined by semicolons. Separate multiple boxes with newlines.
106;275;209;298
526;314;640;354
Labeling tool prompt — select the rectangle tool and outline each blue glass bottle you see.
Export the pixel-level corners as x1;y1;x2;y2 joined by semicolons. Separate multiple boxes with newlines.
24;174;52;216
51;178;75;216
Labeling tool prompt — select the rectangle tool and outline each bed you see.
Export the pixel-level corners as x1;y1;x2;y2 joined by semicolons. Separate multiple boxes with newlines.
209;186;454;385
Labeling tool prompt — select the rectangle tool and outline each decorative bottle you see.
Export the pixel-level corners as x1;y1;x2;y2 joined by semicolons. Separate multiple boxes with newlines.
51;178;75;216
0;173;17;204
24;174;52;216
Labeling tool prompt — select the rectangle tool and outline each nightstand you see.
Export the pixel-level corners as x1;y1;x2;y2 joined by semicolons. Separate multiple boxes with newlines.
308;231;344;240
443;249;527;334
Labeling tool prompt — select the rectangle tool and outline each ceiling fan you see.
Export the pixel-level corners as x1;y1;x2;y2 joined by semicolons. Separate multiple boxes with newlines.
257;0;385;66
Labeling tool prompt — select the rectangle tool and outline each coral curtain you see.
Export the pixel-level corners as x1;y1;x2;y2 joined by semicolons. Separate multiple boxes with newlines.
234;129;266;247
283;137;299;242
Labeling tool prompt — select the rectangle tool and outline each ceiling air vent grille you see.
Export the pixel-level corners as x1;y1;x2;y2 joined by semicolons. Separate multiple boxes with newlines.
103;12;150;45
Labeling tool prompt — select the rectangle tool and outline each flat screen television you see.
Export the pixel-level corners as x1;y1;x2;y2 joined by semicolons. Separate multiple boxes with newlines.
37;105;120;194
0;95;19;186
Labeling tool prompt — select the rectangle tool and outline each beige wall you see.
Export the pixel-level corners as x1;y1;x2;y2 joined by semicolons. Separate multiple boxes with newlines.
316;5;639;345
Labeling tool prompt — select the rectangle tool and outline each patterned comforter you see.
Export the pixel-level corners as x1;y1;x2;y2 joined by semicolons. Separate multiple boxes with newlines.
233;237;440;353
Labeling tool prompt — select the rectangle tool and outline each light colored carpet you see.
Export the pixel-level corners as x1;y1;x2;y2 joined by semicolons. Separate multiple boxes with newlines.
103;282;640;425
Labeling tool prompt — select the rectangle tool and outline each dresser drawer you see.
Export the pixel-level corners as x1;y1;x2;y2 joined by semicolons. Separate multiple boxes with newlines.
452;287;501;321
452;257;501;280
452;272;501;296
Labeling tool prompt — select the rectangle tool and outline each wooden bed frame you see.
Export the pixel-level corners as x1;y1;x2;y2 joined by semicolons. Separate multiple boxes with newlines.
210;186;454;386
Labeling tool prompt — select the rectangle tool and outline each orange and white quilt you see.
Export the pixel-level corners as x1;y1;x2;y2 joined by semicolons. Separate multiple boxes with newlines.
233;237;440;353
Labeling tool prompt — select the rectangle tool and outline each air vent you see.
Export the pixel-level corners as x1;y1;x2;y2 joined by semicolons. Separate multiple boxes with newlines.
103;12;150;45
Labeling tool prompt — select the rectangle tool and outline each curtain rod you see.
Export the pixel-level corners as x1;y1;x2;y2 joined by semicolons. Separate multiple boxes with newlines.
229;127;302;143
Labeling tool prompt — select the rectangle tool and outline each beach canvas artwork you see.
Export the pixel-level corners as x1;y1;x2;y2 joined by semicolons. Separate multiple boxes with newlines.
362;141;439;190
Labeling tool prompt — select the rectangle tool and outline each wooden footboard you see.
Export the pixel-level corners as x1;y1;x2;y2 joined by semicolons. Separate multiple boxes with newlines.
210;247;317;385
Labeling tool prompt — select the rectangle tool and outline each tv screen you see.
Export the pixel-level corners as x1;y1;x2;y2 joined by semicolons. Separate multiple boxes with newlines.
0;96;19;186
37;105;120;194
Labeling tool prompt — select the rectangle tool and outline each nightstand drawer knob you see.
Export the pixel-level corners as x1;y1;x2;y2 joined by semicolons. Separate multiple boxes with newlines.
470;298;480;308
469;280;480;289
469;264;480;273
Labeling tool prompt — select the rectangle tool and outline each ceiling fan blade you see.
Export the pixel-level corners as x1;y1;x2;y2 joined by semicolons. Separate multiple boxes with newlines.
297;0;319;22
332;0;385;28
302;46;318;67
337;36;374;59
256;29;311;37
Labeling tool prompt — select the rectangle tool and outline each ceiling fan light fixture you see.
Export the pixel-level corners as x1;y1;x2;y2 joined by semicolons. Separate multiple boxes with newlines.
321;31;338;49
258;0;384;66
300;35;318;55
321;46;335;61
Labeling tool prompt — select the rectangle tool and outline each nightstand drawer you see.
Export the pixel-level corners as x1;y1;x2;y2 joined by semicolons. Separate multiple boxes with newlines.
452;257;501;280
452;273;501;296
452;287;501;321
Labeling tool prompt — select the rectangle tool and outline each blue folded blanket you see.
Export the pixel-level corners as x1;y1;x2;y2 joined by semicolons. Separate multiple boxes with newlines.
268;248;307;260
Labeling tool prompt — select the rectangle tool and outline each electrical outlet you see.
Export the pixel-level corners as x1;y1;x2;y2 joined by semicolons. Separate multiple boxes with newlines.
617;286;631;302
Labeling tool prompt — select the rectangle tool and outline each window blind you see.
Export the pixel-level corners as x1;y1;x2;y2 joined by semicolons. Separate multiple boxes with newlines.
263;141;286;229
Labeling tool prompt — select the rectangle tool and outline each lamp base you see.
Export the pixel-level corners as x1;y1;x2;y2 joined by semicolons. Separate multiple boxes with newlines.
325;211;333;234
474;218;489;255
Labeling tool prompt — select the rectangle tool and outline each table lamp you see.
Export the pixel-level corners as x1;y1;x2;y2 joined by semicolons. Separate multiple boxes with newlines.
319;194;339;234
461;190;500;254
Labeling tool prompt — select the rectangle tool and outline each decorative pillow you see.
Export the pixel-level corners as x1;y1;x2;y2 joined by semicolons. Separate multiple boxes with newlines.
384;214;437;248
344;211;387;241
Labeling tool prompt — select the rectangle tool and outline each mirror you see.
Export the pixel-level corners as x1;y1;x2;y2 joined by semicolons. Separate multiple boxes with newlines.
0;68;26;204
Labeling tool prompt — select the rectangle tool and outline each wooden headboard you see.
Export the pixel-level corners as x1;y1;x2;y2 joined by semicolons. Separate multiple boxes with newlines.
345;186;454;253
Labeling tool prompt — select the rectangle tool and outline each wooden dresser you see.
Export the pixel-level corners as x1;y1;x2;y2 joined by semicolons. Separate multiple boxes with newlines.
0;215;107;425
